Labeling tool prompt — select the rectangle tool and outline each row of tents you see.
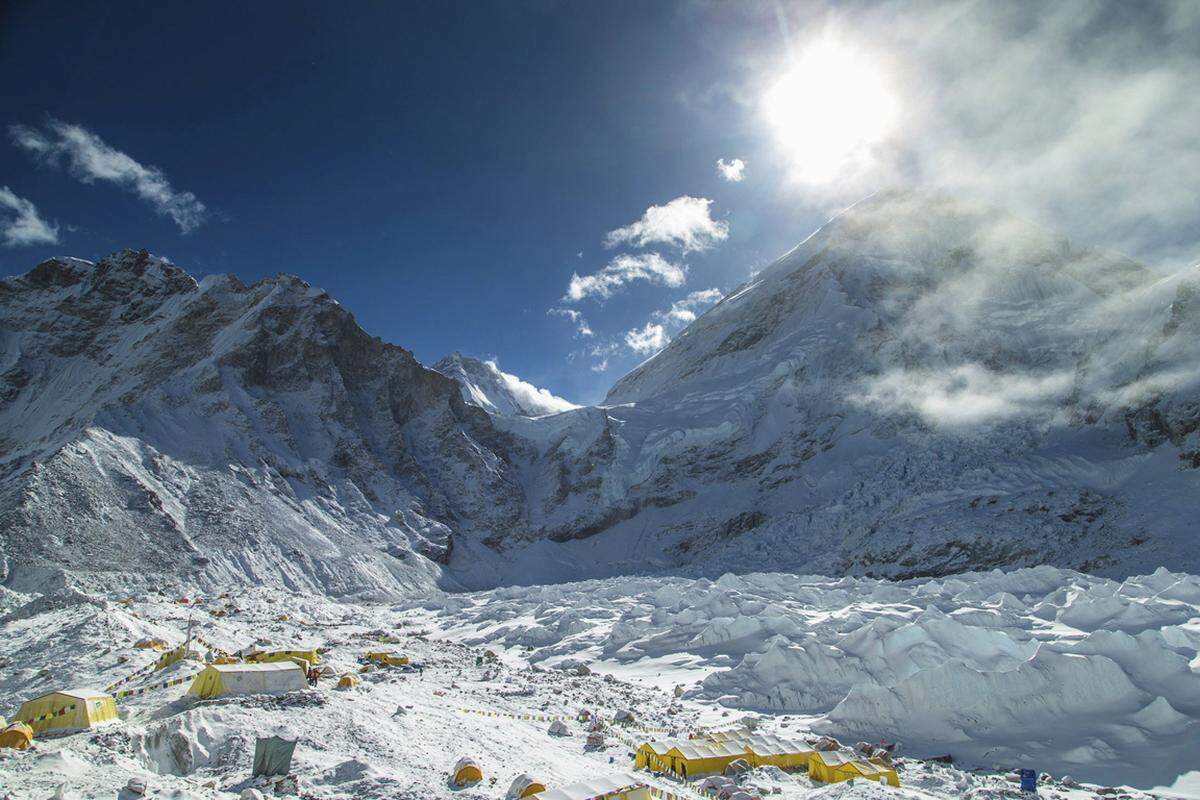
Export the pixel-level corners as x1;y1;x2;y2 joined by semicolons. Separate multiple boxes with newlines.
633;729;898;788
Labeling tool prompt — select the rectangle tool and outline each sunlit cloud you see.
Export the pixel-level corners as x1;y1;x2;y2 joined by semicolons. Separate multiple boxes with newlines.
11;120;207;233
716;158;747;182
604;196;729;254
0;187;59;247
565;252;686;302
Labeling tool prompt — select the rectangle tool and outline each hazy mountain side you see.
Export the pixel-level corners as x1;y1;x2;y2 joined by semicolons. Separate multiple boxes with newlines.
488;193;1200;583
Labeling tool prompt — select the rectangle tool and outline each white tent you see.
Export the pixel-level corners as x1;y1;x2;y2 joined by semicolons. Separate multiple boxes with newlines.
188;662;308;699
528;773;649;800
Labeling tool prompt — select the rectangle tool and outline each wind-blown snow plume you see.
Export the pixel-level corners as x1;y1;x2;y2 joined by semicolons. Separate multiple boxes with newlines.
11;120;207;233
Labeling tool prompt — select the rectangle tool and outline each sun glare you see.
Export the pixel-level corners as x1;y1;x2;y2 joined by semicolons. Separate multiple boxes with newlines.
763;38;898;184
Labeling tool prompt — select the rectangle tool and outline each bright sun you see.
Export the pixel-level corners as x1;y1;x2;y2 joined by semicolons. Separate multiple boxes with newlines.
762;38;898;184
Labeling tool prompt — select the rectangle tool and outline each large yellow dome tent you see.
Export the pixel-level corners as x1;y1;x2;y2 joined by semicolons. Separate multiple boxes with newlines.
15;689;118;735
188;662;308;699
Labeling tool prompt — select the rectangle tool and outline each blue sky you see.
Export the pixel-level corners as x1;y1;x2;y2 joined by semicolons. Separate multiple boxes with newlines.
2;1;1197;403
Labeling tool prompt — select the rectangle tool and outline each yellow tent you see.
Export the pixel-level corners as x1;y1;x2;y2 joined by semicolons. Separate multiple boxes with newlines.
188;662;308;699
807;751;899;787
663;741;746;778
731;734;813;769
243;649;320;667
634;740;683;771
365;651;409;666
337;673;359;689
134;638;169;651
0;722;33;750
15;689;118;735
452;756;483;787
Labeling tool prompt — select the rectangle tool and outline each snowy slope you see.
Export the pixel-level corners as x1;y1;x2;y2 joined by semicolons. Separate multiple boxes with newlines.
434;353;577;417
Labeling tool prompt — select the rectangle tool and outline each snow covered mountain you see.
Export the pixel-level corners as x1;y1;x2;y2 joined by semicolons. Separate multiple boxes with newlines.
0;250;527;597
4;193;1200;595
433;352;577;417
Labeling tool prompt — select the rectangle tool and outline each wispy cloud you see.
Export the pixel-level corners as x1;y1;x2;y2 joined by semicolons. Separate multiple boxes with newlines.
624;287;724;357
604;196;729;254
11;120;207;233
716;158;747;182
565;252;686;302
547;306;594;337
0;187;59;247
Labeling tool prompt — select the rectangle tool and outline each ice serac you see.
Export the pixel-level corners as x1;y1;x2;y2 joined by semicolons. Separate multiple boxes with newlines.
516;191;1200;581
0;249;526;597
433;352;577;417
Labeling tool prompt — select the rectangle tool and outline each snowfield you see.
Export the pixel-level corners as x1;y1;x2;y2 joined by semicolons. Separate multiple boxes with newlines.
1;566;1197;799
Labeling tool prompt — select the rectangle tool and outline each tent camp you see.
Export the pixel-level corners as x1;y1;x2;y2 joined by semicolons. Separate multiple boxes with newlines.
0;722;33;750
188;662;307;699
451;757;483;787
15;689;118;735
527;773;649;800
807;751;899;787
507;774;547;799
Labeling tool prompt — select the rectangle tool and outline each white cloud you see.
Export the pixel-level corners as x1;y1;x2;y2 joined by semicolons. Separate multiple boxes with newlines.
624;322;669;356
0;187;59;246
604;196;729;254
565;252;686;302
11;120;207;233
547;306;594;337
622;287;724;358
716;158;747;182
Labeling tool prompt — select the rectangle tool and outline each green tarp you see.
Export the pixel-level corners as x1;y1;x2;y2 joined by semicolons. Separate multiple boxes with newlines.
252;736;296;777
